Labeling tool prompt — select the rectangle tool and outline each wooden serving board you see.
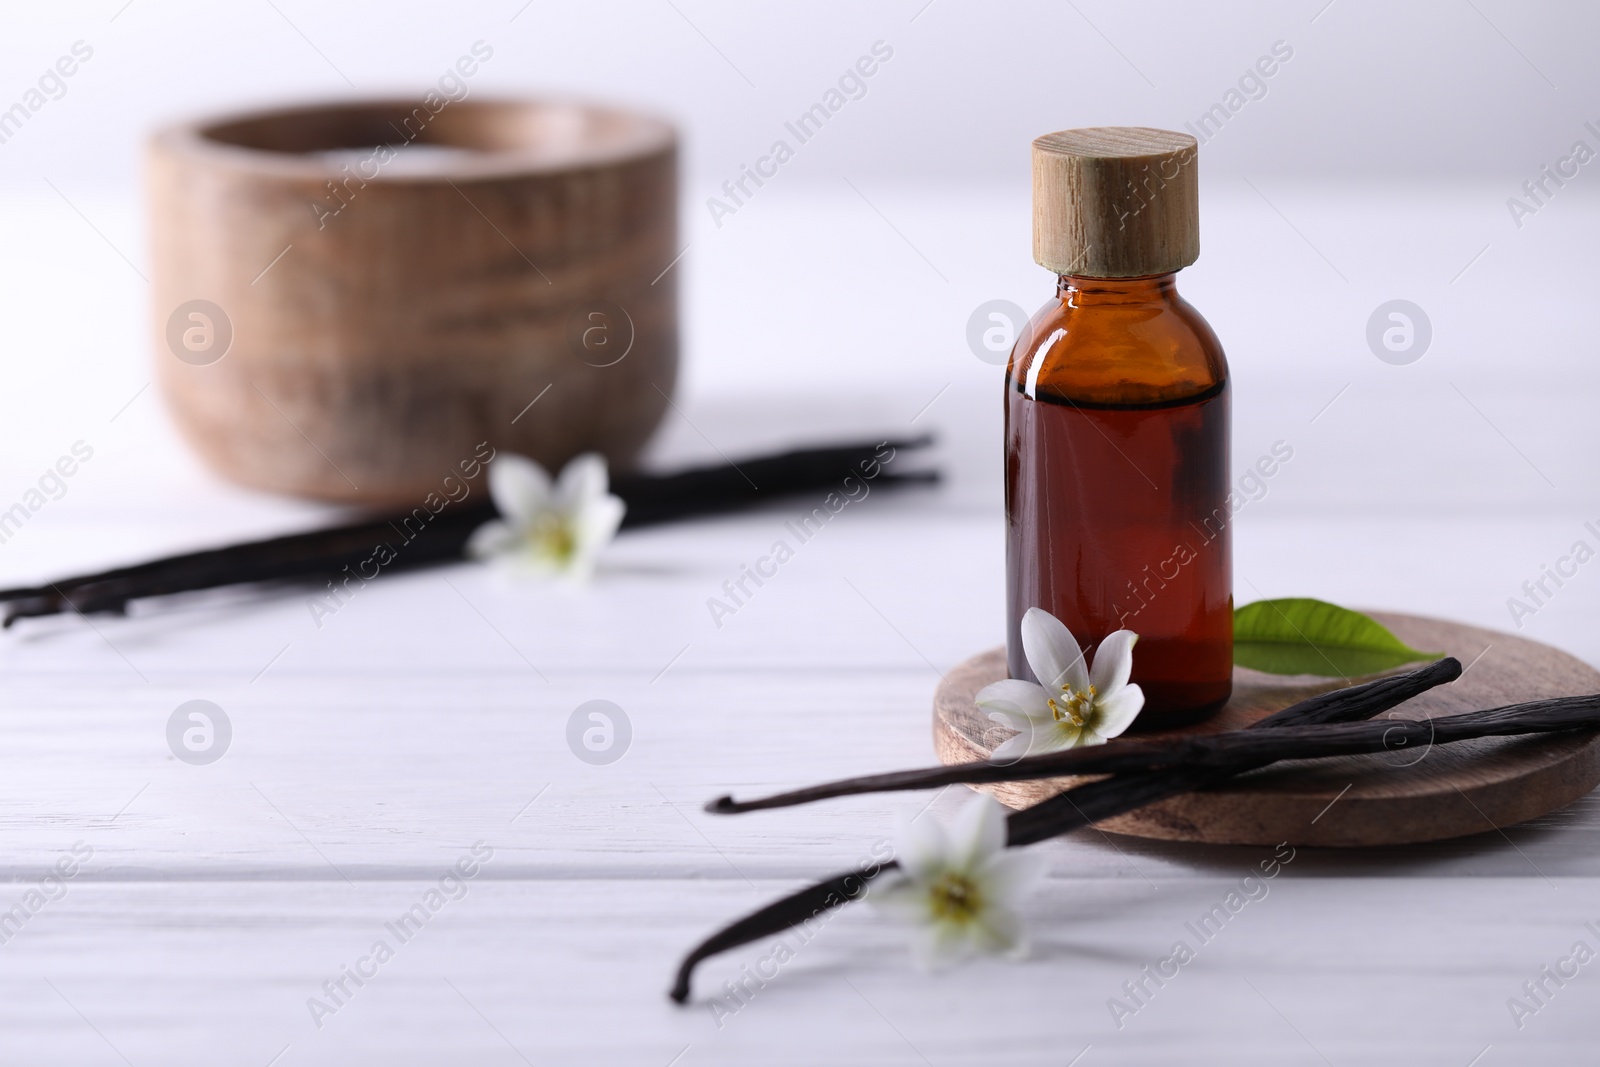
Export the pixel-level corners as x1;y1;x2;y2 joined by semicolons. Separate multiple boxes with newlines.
932;612;1600;846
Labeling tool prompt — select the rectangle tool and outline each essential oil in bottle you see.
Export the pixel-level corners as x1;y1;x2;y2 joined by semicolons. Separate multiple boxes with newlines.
1005;127;1232;728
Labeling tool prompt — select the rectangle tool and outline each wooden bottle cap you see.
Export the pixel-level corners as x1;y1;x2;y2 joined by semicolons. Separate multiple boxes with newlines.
1032;127;1199;278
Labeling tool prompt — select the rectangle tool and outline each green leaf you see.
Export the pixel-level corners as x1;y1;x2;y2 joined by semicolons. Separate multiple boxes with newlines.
1233;598;1441;677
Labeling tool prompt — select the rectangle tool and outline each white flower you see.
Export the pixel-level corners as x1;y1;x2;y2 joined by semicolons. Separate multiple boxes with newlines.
466;453;625;579
977;607;1144;760
872;795;1046;968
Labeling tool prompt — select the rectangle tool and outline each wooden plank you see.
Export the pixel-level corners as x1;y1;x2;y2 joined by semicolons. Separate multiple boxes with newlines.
0;877;1588;1063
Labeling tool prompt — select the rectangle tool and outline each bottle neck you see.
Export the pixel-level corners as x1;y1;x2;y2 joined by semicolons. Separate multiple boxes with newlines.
1056;272;1179;307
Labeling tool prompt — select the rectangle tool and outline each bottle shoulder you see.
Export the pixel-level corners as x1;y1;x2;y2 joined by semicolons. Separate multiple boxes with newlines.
1006;289;1228;407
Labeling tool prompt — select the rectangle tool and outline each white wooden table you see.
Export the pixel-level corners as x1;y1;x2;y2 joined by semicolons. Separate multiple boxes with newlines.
0;185;1596;1065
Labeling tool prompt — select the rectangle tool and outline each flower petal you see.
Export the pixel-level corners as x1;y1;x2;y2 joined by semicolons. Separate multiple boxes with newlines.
565;493;626;578
976;848;1049;905
910;920;974;970
989;732;1033;764
1020;607;1088;694
985;707;1030;732
950;795;1007;870
975;679;1052;724
895;810;947;883
1089;630;1139;696
554;452;610;511
1091;683;1145;740
488;454;552;525
865;872;923;918
974;906;1028;959
1023;719;1081;755
498;548;563;579
464;519;517;560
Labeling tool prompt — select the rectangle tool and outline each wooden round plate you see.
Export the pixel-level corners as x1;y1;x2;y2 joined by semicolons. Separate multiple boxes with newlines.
932;612;1600;846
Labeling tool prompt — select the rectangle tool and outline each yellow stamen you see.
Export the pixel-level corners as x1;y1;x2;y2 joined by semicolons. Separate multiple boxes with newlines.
1049;683;1096;727
928;871;983;923
531;513;576;563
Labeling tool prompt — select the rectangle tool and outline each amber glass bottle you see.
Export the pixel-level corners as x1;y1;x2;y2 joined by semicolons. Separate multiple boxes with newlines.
1006;128;1231;728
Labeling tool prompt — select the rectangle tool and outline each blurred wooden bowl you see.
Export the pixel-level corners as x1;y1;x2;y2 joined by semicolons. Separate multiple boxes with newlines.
148;98;677;504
